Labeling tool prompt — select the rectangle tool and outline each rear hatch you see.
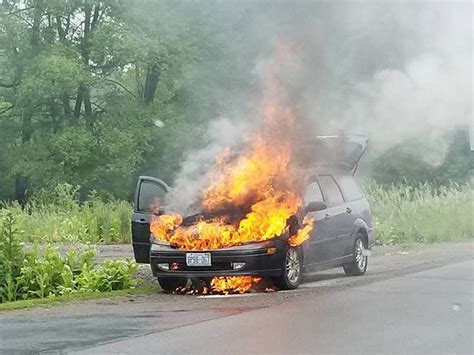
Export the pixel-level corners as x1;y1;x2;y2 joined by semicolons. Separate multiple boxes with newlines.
298;135;368;173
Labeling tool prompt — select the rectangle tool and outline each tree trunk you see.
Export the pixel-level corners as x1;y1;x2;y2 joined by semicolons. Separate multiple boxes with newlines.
79;3;96;130
62;94;72;120
50;99;60;133
83;87;93;130
30;0;42;47
16;0;43;206
73;87;83;122
16;108;33;208
143;64;160;104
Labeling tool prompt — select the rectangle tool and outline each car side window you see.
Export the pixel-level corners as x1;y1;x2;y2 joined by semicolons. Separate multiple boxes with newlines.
304;181;324;204
335;175;363;202
318;175;344;207
138;181;167;212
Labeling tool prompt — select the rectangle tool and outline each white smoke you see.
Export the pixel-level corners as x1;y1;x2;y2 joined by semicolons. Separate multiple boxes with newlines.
333;52;471;164
156;1;471;207
304;2;472;164
165;117;252;214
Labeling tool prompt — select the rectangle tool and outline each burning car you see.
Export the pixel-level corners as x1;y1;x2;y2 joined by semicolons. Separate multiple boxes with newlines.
131;44;376;294
131;135;375;293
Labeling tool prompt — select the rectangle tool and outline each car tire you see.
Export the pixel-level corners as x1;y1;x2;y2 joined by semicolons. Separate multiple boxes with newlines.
272;246;303;290
157;277;188;293
343;234;368;276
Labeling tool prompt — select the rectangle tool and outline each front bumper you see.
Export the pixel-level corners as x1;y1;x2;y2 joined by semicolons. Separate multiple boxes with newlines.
150;239;287;278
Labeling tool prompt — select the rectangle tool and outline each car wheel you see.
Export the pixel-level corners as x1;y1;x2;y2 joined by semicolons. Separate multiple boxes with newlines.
343;235;368;276
272;246;303;290
158;277;188;293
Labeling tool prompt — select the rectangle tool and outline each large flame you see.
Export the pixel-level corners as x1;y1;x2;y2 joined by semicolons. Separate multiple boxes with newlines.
151;44;314;293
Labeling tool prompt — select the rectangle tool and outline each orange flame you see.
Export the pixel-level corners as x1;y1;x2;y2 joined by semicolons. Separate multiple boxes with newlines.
150;44;314;293
288;215;314;247
210;276;263;295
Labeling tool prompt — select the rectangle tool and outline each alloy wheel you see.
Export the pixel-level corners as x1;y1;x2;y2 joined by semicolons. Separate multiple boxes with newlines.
355;239;367;271
285;248;301;284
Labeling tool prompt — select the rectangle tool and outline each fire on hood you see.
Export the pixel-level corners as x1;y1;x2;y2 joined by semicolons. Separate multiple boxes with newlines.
150;44;314;294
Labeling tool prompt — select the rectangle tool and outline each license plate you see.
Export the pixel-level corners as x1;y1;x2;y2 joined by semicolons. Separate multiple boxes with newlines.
186;253;211;267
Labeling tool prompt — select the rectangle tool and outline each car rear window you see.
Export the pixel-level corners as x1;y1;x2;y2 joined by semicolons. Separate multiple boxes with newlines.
335;175;364;201
138;181;167;212
318;175;344;207
304;181;324;204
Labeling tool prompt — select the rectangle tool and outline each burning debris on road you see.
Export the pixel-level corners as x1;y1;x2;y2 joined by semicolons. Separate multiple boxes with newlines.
172;276;277;295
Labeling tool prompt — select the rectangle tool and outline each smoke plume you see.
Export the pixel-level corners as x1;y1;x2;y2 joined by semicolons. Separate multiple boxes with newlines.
161;1;471;211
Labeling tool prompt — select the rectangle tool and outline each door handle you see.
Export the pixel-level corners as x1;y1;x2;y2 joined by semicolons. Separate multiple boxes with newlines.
135;218;147;224
325;213;331;219
346;207;352;214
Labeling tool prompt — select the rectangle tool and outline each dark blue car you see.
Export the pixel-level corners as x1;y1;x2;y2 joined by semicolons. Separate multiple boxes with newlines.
132;136;375;291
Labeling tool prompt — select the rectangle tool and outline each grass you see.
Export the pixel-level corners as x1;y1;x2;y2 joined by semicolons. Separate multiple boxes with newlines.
364;182;473;245
0;182;471;247
0;285;159;312
0;184;131;244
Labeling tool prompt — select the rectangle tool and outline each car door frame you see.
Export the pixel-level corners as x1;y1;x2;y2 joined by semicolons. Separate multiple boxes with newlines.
131;176;169;263
318;174;349;261
304;174;352;272
333;175;367;257
302;177;335;268
328;175;357;259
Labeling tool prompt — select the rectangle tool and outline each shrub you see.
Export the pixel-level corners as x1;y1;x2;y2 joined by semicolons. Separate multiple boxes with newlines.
0;211;26;302
0;213;137;304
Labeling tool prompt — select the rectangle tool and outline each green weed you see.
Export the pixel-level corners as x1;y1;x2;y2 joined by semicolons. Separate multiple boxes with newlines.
0;212;137;304
365;182;473;245
0;184;131;244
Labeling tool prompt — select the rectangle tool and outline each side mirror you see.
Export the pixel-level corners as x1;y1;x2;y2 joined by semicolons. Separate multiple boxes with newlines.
306;201;327;212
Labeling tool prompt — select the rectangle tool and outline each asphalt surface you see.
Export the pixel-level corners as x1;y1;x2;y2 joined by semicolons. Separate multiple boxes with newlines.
0;241;472;354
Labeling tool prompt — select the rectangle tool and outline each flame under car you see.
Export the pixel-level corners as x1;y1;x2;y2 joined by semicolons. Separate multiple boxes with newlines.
131;136;375;293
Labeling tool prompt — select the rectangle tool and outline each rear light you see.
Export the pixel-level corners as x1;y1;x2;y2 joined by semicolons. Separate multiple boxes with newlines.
232;262;246;270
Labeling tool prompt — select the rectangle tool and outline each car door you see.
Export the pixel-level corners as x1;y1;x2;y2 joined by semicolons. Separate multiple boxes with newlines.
303;179;335;265
317;175;347;261
131;176;169;263
334;175;365;256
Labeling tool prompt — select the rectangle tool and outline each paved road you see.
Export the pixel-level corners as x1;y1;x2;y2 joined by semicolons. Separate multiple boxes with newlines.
78;260;473;355
0;241;472;354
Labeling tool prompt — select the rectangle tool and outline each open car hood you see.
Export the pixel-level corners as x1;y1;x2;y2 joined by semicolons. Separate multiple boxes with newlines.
298;135;368;173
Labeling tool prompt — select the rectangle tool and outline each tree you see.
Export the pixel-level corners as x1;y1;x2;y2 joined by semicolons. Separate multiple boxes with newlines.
0;1;267;201
0;0;197;200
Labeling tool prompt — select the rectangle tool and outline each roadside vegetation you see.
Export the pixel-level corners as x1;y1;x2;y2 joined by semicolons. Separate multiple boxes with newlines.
365;183;473;245
1;184;131;244
0;182;471;249
0;211;137;304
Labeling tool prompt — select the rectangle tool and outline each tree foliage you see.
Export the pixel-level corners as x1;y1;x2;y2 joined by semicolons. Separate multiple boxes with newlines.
371;129;473;186
0;0;221;201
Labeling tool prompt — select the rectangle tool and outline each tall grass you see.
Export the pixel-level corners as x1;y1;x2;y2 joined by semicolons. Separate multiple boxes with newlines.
0;183;472;246
0;184;131;244
365;182;473;245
